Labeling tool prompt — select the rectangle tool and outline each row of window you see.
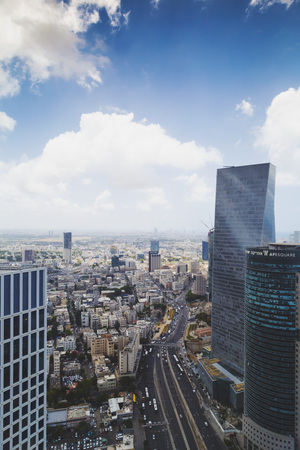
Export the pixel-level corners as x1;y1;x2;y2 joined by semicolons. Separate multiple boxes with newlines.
1;270;45;316
3;352;45;387
3;309;45;340
3;332;45;362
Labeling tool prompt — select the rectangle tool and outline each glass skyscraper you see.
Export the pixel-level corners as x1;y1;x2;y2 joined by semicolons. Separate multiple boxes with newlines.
243;244;300;450
63;232;72;263
0;266;47;450
150;239;159;253
211;163;276;374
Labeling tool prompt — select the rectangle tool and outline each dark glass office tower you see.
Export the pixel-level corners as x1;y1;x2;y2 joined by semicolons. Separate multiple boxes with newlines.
211;163;276;374
0;267;47;450
63;232;72;263
243;244;300;450
150;239;159;253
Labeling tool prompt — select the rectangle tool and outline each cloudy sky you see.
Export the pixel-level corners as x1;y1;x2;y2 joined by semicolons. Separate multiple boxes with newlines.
0;0;300;234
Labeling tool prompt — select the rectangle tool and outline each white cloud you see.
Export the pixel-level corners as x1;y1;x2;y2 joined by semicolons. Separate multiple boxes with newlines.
94;190;115;212
0;112;17;132
236;99;254;117
0;111;222;225
137;187;170;211
255;87;300;185
176;173;214;202
0;0;126;97
249;0;296;9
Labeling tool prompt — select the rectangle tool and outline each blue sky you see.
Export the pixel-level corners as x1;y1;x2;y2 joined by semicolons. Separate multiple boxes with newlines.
0;0;299;235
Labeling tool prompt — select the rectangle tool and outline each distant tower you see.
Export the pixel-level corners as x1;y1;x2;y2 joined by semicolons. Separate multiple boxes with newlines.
22;248;35;263
63;232;72;263
148;251;161;272
202;241;209;261
150;239;159;253
243;244;300;450
211;163;276;374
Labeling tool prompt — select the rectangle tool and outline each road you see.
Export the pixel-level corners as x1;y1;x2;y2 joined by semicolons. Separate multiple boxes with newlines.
136;291;226;450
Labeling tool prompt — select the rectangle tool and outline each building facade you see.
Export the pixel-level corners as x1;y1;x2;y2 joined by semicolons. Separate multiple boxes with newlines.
63;232;72;263
0;266;47;450
192;273;207;296
148;251;161;272
243;244;300;450
150;239;159;253
211;163;276;374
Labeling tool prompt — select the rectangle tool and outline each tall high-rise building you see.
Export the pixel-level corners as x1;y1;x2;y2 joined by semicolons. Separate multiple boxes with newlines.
150;239;159;253
63;232;72;263
202;241;209;261
148;251;161;272
211;163;276;374
243;244;300;450
0;266;47;450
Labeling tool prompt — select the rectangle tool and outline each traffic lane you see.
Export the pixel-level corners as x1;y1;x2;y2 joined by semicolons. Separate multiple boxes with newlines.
168;354;226;449
155;359;188;450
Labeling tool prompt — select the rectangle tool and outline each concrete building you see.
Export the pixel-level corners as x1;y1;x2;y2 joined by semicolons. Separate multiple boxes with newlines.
119;329;140;374
0;266;47;450
192;273;207;296
243;244;300;450
63;232;72;263
91;336;114;358
189;260;200;273
211;163;276;374
148;251;161;272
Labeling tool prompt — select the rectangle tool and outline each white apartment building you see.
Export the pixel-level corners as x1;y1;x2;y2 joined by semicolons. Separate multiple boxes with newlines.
119;329;140;374
81;311;90;327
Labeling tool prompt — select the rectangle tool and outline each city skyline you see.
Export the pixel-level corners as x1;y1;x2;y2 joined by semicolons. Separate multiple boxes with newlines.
0;0;300;232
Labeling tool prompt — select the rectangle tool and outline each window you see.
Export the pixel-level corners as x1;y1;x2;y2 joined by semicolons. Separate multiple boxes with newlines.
13;398;19;409
22;359;28;379
31;333;36;352
4;318;10;340
39;309;44;328
14;339;20;359
31;311;37;330
4;366;10;388
4;402;10;414
22;417;27;428
13;362;19;383
4;275;11;316
22;405;28;415
31;271;37;308
4;415;10;427
23;272;28;310
31;412;36;423
39;331;44;350
31;388;36;399
13;423;19;434
39;352;44;370
39;271;44;306
22;336;28;356
23;314;28;333
4;342;10;364
13;316;20;337
13;410;19;421
13;273;20;313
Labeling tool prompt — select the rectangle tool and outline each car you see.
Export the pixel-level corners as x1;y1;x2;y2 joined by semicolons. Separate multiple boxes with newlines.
149;400;152;406
152;434;156;440
179;414;182;418
148;421;152;428
204;421;208;426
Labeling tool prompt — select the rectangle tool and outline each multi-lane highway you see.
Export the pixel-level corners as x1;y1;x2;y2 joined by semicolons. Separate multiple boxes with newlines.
136;293;226;450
